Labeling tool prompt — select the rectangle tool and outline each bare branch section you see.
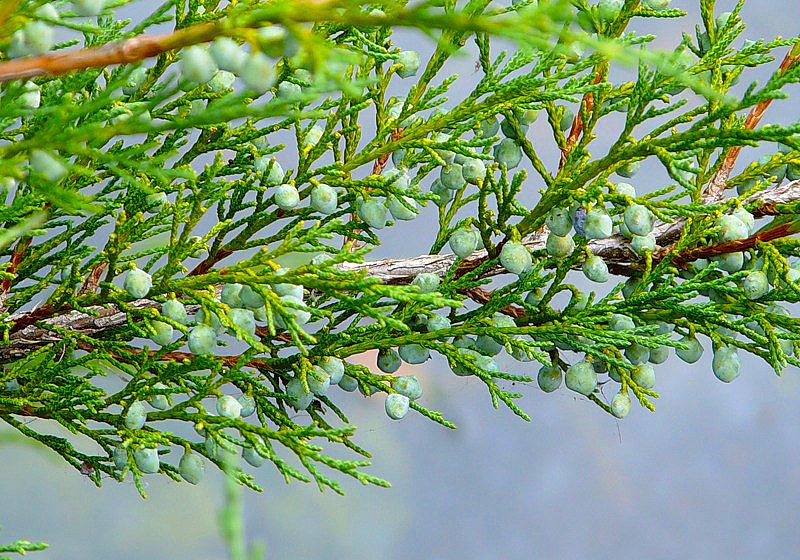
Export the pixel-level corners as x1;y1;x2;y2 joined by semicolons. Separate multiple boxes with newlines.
2;181;798;360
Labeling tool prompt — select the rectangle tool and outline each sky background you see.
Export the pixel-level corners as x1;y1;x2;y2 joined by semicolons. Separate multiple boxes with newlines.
3;1;800;558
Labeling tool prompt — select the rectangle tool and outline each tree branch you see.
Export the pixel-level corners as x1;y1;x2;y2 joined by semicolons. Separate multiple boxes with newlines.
2;181;799;361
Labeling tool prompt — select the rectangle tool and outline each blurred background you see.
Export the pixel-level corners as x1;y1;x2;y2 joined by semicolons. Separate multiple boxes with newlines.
3;1;800;558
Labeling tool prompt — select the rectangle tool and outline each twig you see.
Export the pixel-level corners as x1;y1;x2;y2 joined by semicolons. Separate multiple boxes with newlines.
0;22;222;83
3;181;800;360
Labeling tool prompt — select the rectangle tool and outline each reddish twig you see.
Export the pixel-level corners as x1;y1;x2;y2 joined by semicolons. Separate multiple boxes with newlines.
0;236;31;296
559;68;605;169
0;22;222;83
463;286;526;318
78;262;108;296
671;221;800;268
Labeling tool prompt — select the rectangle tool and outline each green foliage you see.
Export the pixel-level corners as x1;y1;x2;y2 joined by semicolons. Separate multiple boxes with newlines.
0;0;799;535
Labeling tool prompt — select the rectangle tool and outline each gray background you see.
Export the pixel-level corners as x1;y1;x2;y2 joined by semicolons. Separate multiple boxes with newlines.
3;1;800;558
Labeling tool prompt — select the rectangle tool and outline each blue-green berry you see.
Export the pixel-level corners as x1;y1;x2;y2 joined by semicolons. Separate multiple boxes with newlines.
399;344;429;364
228;308;256;338
133;447;159;474
713;252;744;273
278;80;302;100
546;207;572;236
254;156;284;184
150;321;173;347
479;117;500;137
712;345;741;383
631;363;656;389
537;365;562;393
546;233;575;257
23;22;54;55
392;375;423;400
449;228;479;258
622;277;642;299
676;335;704;363
499;241;532;275
356;198;388;229
310;184;338;214
286;377;313;410
614;182;636;197
732;207;755;234
452;348;481;376
307;366;331;396
500;117;528;139
609;313;635;331
30;150;66;181
124;401;147;430
717;215;749;242
238;395;256;417
412;272;440;293
239;285;265;309
565;360;598;396
453;335;476;349
188;324;217;355
427;314;451;332
217;395;243;418
338;374;358;392
385;393;410;420
617;161;640;178
73;0;105;16
742;270;769;300
319;357;345;385
180;46;216;84
242;443;266;468
210;37;246;73
179;452;205;484
303;125;324;150
514;107;539;125
560;106;574;132
611;390;631;418
240;52;276;93
19;81;41;110
274;271;302;299
583;209;613;239
493;138;523;169
273;184;300;210
625;342;650;365
440;164;466;191
582;254;609;283
430;179;455;207
648;346;669;364
113;445;128;470
597;0;623;21
631;233;656;256
221;283;243;307
475;354;499;373
124;267;152;298
461;157;486;184
207;70;236;93
286;377;314;410
195;308;224;334
642;0;670;9
275;294;311;327
624;204;654;236
396;51;420;78
388;195;418;221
